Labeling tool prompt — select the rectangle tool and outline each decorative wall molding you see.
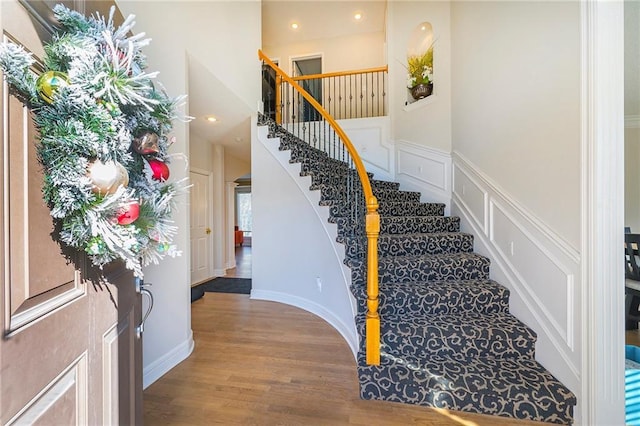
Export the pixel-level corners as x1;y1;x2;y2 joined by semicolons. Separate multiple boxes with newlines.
395;140;452;210
626;115;640;128
452;152;581;391
339;116;394;182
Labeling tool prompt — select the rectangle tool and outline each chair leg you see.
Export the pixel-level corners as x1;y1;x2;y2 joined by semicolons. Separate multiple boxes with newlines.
627;293;640;330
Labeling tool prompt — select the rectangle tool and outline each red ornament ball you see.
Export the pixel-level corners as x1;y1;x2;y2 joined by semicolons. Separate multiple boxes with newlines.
117;201;140;225
148;159;170;182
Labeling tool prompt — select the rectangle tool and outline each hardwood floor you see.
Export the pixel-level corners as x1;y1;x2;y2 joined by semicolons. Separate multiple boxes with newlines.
143;294;546;425
627;328;640;347
225;245;251;279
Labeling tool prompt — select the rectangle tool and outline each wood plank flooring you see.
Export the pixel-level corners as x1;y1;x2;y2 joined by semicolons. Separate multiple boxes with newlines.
225;245;251;279
143;293;546;425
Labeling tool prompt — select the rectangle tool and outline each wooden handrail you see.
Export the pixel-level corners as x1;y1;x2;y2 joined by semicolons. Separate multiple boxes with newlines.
292;65;388;82
259;50;381;365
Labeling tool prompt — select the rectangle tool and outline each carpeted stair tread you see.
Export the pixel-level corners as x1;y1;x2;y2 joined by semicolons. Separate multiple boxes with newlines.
300;160;375;180
357;352;576;424
352;279;509;316
318;185;421;205
357;311;536;360
371;179;400;191
336;215;460;237
342;232;475;259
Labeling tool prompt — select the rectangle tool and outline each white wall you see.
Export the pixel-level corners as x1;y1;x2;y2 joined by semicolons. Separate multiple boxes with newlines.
450;0;583;419
190;134;213;172
387;1;452;153
224;152;250;183
262;31;385;76
450;1;581;248
117;0;261;387
252;120;358;355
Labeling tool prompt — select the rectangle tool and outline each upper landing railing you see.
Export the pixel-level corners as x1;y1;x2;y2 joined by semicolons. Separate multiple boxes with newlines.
262;61;387;123
258;50;381;365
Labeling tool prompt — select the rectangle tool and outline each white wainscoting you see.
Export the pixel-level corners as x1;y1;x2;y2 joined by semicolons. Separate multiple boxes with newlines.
452;151;581;396
338;117;393;182
395;140;452;212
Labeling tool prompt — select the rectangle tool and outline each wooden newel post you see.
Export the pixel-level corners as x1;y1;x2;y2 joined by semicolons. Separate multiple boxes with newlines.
365;195;380;365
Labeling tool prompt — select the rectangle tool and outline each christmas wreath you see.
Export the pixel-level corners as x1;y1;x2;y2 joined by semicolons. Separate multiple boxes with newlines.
0;4;188;277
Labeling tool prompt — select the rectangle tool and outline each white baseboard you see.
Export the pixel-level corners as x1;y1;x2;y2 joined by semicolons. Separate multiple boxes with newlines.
143;331;194;389
250;289;359;359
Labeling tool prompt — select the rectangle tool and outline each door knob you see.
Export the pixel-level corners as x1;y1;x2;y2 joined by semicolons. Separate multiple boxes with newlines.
206;227;211;234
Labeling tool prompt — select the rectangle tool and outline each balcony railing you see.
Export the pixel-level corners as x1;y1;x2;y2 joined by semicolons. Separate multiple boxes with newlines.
262;64;388;124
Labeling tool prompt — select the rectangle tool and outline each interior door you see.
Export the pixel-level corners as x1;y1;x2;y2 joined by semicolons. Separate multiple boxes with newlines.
0;1;142;424
190;170;212;285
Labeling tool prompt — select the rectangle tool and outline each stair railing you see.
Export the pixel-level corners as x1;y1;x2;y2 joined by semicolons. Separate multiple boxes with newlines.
259;50;381;365
291;67;387;120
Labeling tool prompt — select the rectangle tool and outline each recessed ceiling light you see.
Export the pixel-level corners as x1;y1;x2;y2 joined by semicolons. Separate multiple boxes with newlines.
354;13;362;20
205;116;217;122
291;22;299;30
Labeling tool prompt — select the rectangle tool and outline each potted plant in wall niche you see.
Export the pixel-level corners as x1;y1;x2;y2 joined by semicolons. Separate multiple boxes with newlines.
406;44;433;100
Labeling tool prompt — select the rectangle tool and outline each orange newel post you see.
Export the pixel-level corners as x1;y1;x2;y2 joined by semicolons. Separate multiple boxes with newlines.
365;195;380;365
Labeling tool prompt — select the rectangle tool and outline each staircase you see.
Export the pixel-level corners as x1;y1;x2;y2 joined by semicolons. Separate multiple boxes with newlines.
259;115;577;424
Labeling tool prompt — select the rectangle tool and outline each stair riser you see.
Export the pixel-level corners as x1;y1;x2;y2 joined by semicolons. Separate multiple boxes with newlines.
337;216;460;238
378;255;490;283
311;175;400;191
352;283;509;316
299;159;370;178
343;233;474;259
322;192;422;206
308;174;400;192
330;202;444;218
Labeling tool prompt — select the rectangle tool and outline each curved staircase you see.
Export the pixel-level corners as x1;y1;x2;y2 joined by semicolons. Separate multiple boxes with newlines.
259;115;576;424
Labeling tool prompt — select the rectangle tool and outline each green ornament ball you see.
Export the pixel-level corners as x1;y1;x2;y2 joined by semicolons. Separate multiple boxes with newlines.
86;236;107;255
36;71;69;104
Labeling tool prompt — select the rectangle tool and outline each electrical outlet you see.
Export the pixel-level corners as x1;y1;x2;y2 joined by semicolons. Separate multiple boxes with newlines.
510;241;515;256
316;277;322;292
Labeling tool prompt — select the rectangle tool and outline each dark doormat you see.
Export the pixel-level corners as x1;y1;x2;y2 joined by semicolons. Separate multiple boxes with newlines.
191;277;251;302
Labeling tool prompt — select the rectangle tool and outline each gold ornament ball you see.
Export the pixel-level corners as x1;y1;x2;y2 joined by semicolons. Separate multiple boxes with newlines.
88;160;129;195
36;71;69;104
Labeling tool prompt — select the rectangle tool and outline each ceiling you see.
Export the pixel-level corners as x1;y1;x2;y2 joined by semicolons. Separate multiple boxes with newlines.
187;1;387;162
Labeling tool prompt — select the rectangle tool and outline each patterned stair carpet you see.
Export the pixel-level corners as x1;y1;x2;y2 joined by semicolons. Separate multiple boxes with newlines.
259;116;577;424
